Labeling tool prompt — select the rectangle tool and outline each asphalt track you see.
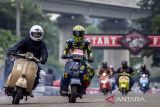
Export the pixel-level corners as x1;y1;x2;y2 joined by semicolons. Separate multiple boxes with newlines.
0;92;159;107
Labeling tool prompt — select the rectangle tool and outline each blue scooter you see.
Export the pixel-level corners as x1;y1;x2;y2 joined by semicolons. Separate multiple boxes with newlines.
61;49;89;103
139;74;149;93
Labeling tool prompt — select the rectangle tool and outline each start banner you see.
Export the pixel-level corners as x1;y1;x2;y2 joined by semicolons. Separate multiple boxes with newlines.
85;35;160;47
84;30;160;54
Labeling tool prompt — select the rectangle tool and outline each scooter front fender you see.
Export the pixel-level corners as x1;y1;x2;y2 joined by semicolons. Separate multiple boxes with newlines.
15;77;27;89
70;78;81;85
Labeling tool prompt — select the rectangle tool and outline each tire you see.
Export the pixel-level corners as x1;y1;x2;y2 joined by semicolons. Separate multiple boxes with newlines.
140;85;146;94
142;87;146;94
122;88;127;95
12;88;22;104
102;89;107;95
143;90;146;94
69;86;77;103
110;90;112;94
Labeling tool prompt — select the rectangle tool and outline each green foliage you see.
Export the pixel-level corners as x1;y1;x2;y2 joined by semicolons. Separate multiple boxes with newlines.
0;29;20;58
138;0;160;33
86;25;103;69
0;1;16;33
86;25;101;34
151;15;160;33
139;0;160;67
43;22;59;61
20;0;48;37
138;0;152;10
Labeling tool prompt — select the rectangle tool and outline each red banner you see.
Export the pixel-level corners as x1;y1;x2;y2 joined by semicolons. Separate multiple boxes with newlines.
148;36;160;47
85;35;121;47
85;35;160;47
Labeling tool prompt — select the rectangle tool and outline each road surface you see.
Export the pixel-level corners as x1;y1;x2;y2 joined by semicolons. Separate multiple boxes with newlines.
0;93;159;107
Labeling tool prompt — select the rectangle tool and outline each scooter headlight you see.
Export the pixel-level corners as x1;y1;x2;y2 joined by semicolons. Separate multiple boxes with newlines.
102;72;107;76
142;74;146;77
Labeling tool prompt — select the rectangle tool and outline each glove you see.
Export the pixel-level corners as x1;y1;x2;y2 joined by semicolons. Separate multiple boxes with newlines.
40;60;45;64
9;55;16;61
61;55;67;59
88;58;94;63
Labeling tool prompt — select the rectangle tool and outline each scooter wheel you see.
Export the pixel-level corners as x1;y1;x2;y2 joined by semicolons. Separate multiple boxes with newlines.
12;88;22;104
69;86;77;103
122;88;127;95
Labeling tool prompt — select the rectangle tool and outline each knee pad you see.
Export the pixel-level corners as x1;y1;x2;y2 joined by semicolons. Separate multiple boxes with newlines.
82;81;90;89
87;68;95;79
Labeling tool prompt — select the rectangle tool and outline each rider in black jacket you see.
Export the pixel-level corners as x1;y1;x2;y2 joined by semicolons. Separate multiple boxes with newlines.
4;25;48;94
139;64;151;76
139;64;151;88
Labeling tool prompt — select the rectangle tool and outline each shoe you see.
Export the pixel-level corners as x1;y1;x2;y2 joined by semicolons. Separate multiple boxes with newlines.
60;90;68;96
60;87;68;96
79;88;86;95
61;90;68;94
82;89;86;94
29;92;34;97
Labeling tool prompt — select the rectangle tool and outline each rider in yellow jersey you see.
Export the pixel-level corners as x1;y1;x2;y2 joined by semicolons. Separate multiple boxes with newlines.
60;25;95;94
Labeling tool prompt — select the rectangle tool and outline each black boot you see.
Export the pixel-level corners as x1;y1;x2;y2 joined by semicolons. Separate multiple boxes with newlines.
60;86;68;96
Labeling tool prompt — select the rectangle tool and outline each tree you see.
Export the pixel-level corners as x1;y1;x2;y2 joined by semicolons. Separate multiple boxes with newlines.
0;1;16;33
0;29;20;58
86;25;103;69
139;0;160;66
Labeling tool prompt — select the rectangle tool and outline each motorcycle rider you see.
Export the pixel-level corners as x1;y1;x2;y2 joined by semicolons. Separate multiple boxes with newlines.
139;64;151;77
98;62;114;77
60;25;95;95
98;62;108;76
139;64;151;88
108;65;116;90
116;61;135;91
5;25;48;96
108;65;115;77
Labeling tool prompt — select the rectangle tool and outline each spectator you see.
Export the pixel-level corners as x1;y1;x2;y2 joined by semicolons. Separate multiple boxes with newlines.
45;68;56;86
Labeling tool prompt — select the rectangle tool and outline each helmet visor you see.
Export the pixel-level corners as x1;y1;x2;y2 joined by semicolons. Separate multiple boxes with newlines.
73;31;84;42
31;32;42;38
73;31;85;37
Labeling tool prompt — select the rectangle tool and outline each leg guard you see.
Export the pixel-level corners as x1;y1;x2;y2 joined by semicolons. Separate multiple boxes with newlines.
4;57;14;83
87;65;95;80
32;67;40;90
60;76;70;92
129;77;134;90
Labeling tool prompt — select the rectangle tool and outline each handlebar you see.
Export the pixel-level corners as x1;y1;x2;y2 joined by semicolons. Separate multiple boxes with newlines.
116;72;131;77
140;74;149;77
61;55;88;62
11;53;40;63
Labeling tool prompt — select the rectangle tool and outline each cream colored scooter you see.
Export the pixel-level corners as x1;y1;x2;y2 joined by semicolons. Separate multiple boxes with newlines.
4;52;39;104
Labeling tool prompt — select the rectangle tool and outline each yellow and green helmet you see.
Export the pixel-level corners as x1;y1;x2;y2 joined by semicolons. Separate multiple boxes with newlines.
72;25;85;43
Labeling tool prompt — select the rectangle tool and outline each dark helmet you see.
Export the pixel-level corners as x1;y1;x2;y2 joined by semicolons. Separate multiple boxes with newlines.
72;25;85;43
121;61;128;67
141;64;146;70
102;62;108;69
47;68;53;74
